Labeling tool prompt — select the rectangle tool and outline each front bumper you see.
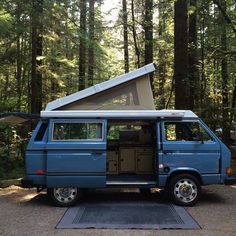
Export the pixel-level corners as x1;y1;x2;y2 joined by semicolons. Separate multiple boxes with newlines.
225;177;236;185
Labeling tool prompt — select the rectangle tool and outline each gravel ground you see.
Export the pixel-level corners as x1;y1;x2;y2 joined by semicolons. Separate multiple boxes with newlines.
0;185;236;236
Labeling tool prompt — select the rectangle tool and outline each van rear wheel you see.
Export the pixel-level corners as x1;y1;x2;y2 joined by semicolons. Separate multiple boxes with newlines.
169;174;201;206
47;187;82;207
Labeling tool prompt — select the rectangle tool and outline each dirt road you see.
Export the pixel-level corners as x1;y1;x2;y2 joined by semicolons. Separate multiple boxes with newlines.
0;185;236;236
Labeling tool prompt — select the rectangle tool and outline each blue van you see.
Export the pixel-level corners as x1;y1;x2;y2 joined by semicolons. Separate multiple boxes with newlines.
21;64;236;207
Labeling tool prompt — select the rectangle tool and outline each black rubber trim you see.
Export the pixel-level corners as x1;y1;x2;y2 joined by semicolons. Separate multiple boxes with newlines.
21;179;35;188
46;172;105;176
225;177;236;185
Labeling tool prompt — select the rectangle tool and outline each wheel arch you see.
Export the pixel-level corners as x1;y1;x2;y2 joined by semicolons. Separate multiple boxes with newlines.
166;168;203;186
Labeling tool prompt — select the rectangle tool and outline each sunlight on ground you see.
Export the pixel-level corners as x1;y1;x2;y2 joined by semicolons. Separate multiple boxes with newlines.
0;186;22;195
19;193;38;202
0;186;38;202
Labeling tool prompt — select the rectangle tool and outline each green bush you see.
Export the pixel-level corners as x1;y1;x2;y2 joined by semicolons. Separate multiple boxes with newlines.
0;122;30;180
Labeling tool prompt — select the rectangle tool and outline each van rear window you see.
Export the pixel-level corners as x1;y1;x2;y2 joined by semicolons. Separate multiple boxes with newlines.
52;122;103;141
35;122;48;141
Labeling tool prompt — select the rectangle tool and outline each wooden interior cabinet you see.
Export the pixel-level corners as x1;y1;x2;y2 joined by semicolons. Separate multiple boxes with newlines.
107;151;118;174
119;148;136;173
107;147;154;175
136;148;153;174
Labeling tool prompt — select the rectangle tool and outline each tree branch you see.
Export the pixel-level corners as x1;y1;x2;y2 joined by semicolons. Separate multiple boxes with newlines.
212;0;236;35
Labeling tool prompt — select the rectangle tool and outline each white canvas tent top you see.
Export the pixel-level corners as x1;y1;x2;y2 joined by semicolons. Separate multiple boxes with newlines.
42;63;198;119
45;63;157;111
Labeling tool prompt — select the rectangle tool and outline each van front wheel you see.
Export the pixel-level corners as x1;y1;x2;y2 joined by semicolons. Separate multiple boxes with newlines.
47;187;82;207
169;174;201;206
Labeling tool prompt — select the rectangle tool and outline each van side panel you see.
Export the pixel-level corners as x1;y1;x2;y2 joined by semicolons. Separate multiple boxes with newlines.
25;121;48;186
26;150;46;174
46;149;106;188
158;119;222;187
46;119;107;188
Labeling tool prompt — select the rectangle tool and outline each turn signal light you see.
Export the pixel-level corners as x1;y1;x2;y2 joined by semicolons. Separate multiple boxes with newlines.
226;167;232;176
36;169;45;174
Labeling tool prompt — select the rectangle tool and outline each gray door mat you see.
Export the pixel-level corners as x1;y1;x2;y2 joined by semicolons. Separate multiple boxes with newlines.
56;202;200;230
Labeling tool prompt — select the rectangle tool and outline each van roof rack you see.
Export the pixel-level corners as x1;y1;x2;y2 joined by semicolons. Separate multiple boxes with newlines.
40;110;198;118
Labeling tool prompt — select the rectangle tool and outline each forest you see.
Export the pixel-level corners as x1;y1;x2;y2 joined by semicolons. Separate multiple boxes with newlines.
0;0;235;179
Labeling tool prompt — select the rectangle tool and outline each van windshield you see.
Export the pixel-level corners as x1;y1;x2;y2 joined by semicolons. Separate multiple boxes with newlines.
164;122;213;142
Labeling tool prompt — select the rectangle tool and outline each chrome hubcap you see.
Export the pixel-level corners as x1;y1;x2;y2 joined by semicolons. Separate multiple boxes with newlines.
53;188;77;203
174;179;197;203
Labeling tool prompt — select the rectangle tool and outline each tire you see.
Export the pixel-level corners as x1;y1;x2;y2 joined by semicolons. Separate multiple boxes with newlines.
168;174;201;207
47;187;83;207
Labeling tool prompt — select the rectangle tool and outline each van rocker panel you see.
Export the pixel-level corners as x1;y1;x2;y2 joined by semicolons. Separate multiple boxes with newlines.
46;176;106;188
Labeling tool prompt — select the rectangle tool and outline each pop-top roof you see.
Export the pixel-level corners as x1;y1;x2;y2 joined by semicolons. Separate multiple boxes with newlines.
45;63;157;111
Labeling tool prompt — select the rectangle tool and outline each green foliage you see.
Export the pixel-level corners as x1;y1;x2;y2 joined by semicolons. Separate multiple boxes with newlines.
0;122;30;179
0;165;25;180
0;9;12;35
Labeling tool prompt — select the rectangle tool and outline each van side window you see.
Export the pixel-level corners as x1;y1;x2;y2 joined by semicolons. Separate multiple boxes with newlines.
107;125;142;141
107;123;153;145
52;122;103;141
35;122;48;141
164;122;213;142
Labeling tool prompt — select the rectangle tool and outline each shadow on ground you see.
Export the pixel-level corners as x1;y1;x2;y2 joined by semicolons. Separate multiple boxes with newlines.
26;187;227;207
199;188;226;204
27;188;168;207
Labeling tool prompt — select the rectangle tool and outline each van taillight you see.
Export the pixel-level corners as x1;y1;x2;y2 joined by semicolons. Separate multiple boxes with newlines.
226;167;232;176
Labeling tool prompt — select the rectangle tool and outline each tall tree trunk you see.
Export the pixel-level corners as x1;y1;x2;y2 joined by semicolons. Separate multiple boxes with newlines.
4;74;9;102
27;69;31;113
232;83;236;121
122;0;129;73
188;0;199;110
21;31;27;100
131;0;140;68
50;46;57;101
144;0;153;85
220;0;230;144
200;15;205;109
31;0;43;114
232;83;236;108
79;0;87;91
231;83;236;121
16;35;22;111
174;0;188;109
158;0;166;108
16;3;22;111
88;0;95;87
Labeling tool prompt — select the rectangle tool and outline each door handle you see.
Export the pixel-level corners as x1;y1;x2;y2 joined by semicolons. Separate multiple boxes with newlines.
163;150;173;155
92;152;103;155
